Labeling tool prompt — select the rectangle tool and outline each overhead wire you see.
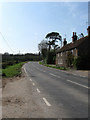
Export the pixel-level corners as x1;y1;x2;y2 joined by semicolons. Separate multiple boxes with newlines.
0;32;15;53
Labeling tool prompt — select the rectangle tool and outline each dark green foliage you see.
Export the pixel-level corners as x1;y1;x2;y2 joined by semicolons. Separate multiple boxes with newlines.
2;62;25;77
2;53;42;70
45;32;62;50
45;32;61;40
2;53;42;62
73;55;90;70
2;61;17;69
38;32;62;65
41;49;47;59
2;73;6;77
67;51;74;67
46;50;56;64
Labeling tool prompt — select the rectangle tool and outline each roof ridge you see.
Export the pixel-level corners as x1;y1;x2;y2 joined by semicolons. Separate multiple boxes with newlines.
57;36;88;53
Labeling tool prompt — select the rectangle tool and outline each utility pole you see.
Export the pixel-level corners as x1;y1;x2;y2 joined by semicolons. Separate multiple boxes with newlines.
19;51;20;55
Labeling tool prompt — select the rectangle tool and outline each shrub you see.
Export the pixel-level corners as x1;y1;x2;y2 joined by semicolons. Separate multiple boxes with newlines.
73;55;90;70
46;50;56;64
67;51;74;67
2;73;6;77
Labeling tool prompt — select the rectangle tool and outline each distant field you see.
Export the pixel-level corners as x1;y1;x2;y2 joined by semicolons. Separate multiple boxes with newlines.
2;62;25;78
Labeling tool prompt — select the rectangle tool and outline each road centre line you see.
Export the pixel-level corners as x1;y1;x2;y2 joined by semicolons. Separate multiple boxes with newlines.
56;76;61;78
30;79;32;81
36;88;40;93
67;79;90;89
49;73;57;77
32;83;35;86
40;64;87;78
43;98;51;107
74;74;77;76
36;67;46;72
49;73;61;78
79;75;86;78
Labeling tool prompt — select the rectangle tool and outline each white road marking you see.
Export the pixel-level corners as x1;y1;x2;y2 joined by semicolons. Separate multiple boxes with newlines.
42;70;46;72
49;73;56;77
36;88;40;93
67;79;90;89
74;74;77;76
43;98;51;107
49;73;61;78
32;83;35;86
56;76;61;78
80;75;86;78
30;79;32;81
24;68;27;74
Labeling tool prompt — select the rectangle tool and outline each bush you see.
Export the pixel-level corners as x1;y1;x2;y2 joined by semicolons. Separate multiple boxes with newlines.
46;50;56;64
67;51;74;67
2;61;16;69
2;73;6;77
73;55;90;70
73;57;79;69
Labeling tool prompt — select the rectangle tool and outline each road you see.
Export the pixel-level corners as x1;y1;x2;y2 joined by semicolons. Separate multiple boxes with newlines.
24;62;88;118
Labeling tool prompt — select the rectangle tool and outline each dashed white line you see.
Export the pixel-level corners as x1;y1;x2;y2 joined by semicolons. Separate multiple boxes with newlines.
74;74;77;76
49;73;61;78
49;73;56;77
30;79;32;81
67;79;90;89
43;97;51;107
32;83;35;86
56;76;61;78
79;75;86;78
36;88;40;93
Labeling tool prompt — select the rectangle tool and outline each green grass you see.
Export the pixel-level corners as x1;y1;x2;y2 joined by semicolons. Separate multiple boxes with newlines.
2;62;25;78
39;61;67;70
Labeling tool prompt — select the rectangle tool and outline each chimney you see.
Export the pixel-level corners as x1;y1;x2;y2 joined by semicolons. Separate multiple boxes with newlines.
87;26;90;37
63;38;67;46
72;32;77;43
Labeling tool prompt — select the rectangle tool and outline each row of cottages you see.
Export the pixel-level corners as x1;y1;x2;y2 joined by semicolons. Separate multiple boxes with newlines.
56;26;90;69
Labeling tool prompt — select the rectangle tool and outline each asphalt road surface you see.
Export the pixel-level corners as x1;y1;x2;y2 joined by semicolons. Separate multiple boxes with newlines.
24;62;88;118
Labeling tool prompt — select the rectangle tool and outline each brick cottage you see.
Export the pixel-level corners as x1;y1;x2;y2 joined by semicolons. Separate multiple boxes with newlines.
56;26;90;69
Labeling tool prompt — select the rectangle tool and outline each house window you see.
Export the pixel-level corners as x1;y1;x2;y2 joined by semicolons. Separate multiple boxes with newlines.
58;53;59;57
61;52;62;56
71;50;73;53
58;59;63;64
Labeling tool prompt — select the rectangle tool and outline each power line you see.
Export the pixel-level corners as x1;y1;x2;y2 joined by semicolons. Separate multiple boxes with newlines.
0;32;15;53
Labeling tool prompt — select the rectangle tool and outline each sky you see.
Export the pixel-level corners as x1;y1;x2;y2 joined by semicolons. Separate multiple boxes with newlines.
0;1;89;54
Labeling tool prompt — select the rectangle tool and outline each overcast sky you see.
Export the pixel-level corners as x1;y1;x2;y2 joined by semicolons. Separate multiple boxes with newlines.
0;2;88;54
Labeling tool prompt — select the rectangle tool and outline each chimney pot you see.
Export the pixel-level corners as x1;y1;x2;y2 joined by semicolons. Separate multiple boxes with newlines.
72;32;77;43
63;38;67;46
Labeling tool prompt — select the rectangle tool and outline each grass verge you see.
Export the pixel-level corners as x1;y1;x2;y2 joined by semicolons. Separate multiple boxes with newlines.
39;61;67;70
2;62;25;78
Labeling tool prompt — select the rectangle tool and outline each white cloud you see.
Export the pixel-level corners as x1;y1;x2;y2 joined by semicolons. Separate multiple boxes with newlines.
64;2;79;17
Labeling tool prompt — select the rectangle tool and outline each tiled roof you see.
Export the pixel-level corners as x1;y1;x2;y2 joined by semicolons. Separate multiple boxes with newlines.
57;36;88;53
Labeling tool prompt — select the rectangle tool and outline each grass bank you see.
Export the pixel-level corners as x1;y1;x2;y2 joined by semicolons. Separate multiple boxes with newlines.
2;62;25;78
39;61;67;70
